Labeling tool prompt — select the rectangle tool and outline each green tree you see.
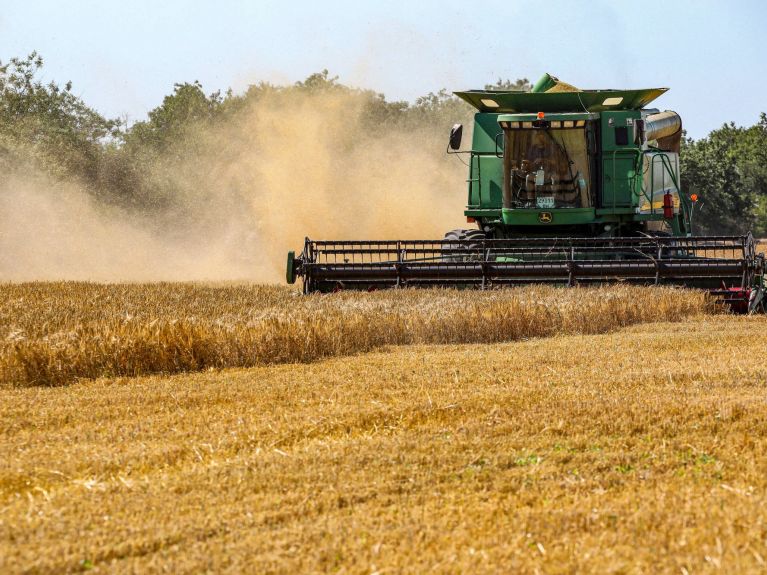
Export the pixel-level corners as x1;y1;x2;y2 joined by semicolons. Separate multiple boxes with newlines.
0;52;117;184
680;117;767;235
125;81;223;153
295;69;341;92
408;89;472;131
484;78;531;92
731;113;767;235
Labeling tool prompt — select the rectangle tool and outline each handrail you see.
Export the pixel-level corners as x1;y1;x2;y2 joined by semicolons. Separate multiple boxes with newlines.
639;150;683;224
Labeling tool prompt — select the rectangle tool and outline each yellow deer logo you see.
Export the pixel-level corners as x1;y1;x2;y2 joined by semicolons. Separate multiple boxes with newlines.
538;212;553;223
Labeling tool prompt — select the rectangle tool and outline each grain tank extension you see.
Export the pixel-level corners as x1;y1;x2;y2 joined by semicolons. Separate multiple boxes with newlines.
286;74;765;312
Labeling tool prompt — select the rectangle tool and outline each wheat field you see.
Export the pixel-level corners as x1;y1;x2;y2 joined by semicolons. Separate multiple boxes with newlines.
1;313;766;573
1;283;709;387
2;282;766;574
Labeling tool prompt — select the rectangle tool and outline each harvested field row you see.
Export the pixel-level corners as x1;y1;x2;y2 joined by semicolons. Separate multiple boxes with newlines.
0;283;710;387
2;316;766;573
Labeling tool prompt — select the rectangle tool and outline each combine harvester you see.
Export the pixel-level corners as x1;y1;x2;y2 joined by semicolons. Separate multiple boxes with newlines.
287;74;765;313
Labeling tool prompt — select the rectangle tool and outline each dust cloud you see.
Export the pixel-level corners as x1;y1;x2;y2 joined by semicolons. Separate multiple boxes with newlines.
0;172;262;282
0;89;468;282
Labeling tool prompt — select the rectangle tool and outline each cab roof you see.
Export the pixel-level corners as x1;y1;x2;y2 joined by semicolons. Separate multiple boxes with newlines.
454;88;668;113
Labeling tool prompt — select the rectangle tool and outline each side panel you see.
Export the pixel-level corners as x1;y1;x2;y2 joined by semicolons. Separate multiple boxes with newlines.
471;113;502;153
469;113;504;211
603;156;636;208
477;156;504;208
600;111;641;209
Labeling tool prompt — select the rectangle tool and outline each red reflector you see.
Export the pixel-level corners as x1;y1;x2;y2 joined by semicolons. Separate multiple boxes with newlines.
537;112;545;119
466;216;476;223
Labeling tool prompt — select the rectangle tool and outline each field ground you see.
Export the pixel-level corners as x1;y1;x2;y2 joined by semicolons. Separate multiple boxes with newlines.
2;314;767;573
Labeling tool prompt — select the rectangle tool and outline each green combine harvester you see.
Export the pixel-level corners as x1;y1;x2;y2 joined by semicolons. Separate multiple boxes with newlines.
287;74;765;313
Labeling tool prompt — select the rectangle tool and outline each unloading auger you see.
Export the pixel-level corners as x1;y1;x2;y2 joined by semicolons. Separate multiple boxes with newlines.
286;74;765;313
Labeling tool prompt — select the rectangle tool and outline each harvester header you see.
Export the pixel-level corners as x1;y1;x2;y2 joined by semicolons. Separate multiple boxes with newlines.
286;74;765;313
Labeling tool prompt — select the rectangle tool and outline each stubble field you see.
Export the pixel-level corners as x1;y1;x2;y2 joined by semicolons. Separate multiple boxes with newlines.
1;283;766;573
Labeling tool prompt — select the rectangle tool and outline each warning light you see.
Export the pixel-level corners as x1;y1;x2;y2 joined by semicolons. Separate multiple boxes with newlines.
537;112;545;119
690;194;699;202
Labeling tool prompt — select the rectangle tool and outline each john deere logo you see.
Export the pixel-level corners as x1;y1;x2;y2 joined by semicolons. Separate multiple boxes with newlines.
538;212;553;223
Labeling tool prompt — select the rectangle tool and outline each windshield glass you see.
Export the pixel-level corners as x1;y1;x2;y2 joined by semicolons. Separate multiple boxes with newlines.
505;128;591;208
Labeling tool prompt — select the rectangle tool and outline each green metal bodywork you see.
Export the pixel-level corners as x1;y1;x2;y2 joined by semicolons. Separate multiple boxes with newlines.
454;88;668;114
455;80;688;238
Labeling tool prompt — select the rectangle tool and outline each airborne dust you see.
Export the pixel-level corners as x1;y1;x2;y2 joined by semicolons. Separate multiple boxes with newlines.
0;89;468;282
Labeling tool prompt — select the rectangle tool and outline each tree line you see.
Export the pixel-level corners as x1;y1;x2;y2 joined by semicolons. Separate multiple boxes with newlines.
1;52;765;236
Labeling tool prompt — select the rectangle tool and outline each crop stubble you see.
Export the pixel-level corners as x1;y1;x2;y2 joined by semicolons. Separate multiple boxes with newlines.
1;315;766;573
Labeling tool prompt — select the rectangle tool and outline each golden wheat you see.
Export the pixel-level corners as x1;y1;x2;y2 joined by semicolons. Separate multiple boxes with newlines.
1;315;766;573
0;283;710;387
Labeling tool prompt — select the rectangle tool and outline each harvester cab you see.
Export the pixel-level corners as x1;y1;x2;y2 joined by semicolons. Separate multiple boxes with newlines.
286;74;765;313
452;72;686;238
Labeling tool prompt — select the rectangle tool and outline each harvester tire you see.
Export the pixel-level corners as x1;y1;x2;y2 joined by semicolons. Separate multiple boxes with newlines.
442;229;487;262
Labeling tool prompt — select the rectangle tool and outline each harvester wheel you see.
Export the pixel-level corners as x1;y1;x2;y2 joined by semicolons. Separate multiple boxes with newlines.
442;229;487;261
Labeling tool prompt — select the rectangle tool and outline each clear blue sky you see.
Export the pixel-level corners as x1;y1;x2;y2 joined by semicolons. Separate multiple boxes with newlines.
1;0;765;138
